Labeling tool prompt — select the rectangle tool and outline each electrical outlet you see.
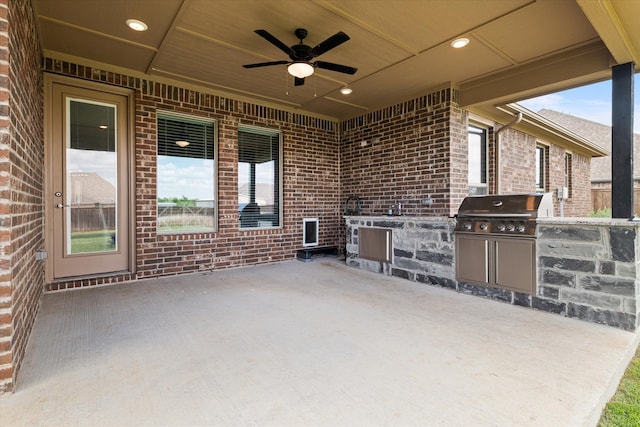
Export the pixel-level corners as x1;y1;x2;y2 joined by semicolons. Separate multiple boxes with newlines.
422;197;434;207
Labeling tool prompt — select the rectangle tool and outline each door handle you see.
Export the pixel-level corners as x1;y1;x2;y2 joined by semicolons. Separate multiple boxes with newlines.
55;203;64;209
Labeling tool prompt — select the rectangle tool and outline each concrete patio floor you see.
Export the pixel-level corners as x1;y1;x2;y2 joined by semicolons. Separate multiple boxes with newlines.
1;257;638;426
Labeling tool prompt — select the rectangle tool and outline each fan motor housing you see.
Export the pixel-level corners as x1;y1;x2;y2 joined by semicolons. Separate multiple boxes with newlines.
291;44;312;60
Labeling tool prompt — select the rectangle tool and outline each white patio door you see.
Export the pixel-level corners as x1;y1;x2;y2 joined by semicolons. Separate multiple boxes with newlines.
47;78;132;279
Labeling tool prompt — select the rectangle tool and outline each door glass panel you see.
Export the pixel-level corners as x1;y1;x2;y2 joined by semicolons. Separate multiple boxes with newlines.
66;99;118;254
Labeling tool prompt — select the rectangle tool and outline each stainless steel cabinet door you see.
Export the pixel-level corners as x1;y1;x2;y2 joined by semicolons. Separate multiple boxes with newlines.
494;238;535;293
455;235;490;285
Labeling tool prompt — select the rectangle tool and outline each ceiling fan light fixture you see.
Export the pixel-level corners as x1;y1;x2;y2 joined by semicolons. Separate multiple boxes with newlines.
175;140;190;148
450;37;470;49
126;19;148;32
340;87;352;95
288;62;314;78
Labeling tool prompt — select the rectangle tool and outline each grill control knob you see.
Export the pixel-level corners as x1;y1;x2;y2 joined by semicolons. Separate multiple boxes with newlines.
506;224;515;232
516;224;526;233
479;223;488;231
464;222;472;230
496;224;506;232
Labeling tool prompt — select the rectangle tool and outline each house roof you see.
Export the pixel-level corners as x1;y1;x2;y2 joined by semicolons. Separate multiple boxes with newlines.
69;172;116;205
33;0;640;121
494;104;609;158
536;109;640;182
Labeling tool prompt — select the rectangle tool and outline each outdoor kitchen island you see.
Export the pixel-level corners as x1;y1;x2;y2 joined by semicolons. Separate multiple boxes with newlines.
344;215;640;331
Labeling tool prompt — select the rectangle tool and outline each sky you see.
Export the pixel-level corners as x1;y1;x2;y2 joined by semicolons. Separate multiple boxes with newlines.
519;74;640;134
158;156;215;200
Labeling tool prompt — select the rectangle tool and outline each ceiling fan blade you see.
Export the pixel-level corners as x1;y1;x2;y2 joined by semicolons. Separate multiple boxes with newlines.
294;77;305;86
243;60;289;69
309;32;350;57
315;61;357;75
254;29;295;57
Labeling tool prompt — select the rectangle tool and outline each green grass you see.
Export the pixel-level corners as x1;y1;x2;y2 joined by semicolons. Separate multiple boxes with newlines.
70;230;115;254
158;225;215;233
590;207;612;218
589;207;640;218
599;347;640;426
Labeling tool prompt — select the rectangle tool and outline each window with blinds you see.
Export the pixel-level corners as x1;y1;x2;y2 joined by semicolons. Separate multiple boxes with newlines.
157;113;216;233
536;145;548;192
468;124;488;195
238;126;282;229
564;153;573;198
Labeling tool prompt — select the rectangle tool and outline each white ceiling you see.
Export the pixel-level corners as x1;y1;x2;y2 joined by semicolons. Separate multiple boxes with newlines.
33;0;640;120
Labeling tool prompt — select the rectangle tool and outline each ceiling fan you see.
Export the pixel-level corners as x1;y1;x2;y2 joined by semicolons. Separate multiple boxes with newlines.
243;28;357;86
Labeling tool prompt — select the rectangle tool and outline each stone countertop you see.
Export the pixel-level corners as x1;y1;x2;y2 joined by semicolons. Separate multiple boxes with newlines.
538;217;640;227
345;215;640;228
344;215;454;221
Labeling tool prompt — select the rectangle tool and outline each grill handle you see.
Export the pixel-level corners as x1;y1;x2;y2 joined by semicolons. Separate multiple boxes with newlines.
458;213;533;218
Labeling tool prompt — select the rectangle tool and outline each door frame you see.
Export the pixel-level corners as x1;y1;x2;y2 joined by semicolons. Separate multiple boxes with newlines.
44;73;136;282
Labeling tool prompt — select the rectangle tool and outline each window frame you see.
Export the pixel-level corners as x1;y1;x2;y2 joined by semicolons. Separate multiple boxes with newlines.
156;111;218;234
564;152;573;198
535;144;548;193
237;124;283;230
468;123;488;195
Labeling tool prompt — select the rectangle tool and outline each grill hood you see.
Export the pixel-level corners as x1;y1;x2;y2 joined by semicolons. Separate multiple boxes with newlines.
457;193;554;219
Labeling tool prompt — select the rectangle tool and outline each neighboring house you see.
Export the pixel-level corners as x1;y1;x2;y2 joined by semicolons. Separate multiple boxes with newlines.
68;172;116;205
536;109;640;211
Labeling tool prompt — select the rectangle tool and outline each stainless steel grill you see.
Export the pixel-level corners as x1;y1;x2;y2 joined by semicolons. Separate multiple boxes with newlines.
454;193;554;236
454;193;554;294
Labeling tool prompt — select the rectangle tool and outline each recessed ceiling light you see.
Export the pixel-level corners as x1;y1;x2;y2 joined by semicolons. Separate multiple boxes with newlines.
340;87;352;95
126;19;148;32
450;37;470;49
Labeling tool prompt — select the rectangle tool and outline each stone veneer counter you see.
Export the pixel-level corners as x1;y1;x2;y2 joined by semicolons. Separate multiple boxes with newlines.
345;215;457;290
345;216;639;331
536;217;639;330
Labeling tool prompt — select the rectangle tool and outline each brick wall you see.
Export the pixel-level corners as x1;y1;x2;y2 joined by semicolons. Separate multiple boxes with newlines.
0;0;44;393
340;95;593;221
38;62;597;293
43;58;340;290
546;145;591;217
495;128;591;217
499;128;536;193
340;88;462;218
568;153;592;215
448;100;469;213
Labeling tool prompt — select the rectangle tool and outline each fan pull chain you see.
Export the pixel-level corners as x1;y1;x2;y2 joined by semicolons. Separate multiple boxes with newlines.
285;68;289;95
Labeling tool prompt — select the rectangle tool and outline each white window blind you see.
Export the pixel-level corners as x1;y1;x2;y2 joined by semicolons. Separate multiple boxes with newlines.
157;113;216;233
238;126;281;228
158;115;214;159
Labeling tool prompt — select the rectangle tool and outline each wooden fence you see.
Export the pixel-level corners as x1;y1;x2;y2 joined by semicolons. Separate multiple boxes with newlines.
71;205;115;232
591;188;640;214
72;205;217;232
